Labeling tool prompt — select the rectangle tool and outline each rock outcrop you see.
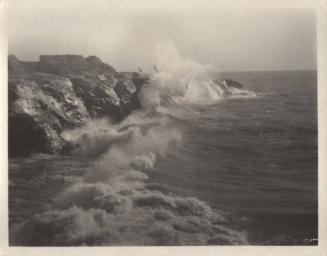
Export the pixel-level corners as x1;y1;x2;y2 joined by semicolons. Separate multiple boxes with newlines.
8;55;246;157
221;79;244;89
115;79;140;115
9;72;90;156
214;79;244;90
212;79;245;97
8;55;146;157
70;75;122;119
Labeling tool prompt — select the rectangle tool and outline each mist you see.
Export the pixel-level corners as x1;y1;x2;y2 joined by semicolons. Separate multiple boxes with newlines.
8;0;316;72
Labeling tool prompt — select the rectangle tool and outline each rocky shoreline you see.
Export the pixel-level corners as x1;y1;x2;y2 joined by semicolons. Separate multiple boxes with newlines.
9;55;148;157
8;54;245;157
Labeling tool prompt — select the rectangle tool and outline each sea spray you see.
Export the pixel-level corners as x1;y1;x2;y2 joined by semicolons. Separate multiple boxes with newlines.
11;44;249;246
138;43;214;108
139;43;255;106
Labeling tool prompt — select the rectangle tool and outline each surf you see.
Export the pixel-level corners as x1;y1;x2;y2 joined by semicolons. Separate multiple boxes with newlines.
10;43;253;246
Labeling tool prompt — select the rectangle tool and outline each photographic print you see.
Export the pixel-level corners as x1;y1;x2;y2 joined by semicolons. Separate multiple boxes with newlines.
5;0;321;248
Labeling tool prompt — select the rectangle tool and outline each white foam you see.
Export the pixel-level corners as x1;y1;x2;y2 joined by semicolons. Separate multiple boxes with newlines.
12;42;250;246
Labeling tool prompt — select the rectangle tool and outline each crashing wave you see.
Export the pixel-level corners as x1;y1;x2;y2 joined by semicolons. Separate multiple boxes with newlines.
12;114;248;245
11;43;251;246
183;78;256;102
12;181;247;246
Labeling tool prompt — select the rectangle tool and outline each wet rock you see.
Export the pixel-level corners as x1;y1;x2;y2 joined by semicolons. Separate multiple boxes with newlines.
115;79;140;116
9;72;90;156
70;75;122;120
212;79;245;97
7;55;153;156
214;79;244;90
221;79;244;89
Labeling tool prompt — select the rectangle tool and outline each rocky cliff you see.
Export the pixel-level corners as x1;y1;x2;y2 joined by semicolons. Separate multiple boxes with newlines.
9;72;90;156
8;55;146;157
8;55;244;157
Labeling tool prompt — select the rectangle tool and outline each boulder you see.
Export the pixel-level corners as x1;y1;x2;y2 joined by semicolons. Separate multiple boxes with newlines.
115;79;140;115
7;55;149;156
213;79;244;90
9;72;90;156
212;79;245;97
221;79;244;89
70;75;123;120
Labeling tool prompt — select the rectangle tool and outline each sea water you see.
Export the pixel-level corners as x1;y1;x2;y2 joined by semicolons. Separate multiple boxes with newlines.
9;70;317;245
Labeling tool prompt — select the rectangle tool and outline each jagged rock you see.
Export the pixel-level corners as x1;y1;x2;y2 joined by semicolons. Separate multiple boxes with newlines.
9;72;90;156
70;75;123;119
7;55;150;156
212;79;245;97
115;79;140;115
214;79;244;90
221;79;244;89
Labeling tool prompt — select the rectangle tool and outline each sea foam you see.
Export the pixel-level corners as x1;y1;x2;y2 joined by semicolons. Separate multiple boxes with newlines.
12;43;249;246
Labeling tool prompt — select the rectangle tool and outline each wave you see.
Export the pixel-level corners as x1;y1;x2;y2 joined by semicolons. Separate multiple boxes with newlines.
182;79;256;102
139;72;256;109
12;181;247;245
11;43;250;246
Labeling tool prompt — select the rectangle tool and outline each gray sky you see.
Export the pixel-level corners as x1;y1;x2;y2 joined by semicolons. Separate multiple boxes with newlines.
8;0;316;72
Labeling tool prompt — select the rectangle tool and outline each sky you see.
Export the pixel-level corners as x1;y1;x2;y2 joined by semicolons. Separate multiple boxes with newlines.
7;0;316;72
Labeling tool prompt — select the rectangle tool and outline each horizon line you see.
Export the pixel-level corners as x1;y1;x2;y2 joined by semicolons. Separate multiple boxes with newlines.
8;54;317;74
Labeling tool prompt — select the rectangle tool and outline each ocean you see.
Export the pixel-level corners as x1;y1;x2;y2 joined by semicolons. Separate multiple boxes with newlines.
9;70;318;245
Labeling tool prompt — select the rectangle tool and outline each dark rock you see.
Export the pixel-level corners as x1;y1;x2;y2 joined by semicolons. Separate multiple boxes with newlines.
220;79;244;89
70;75;122;120
212;79;244;97
7;55;151;156
132;76;150;92
115;79;140;116
9;113;51;156
9;72;90;157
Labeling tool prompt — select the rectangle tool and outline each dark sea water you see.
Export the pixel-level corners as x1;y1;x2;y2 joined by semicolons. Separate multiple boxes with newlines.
9;70;317;245
149;70;318;244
